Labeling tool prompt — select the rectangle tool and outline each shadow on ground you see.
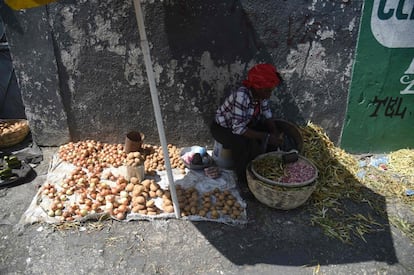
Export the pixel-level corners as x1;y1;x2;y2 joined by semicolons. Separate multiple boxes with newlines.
192;192;396;267
192;137;397;267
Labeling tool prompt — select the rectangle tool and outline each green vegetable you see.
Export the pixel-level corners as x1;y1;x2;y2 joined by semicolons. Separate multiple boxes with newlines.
3;155;21;169
0;167;13;179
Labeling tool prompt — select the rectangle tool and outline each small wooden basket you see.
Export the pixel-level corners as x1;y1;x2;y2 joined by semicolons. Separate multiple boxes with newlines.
0;119;30;148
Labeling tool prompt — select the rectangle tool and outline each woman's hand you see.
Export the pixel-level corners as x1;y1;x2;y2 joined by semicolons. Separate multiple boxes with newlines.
244;128;283;146
268;132;284;146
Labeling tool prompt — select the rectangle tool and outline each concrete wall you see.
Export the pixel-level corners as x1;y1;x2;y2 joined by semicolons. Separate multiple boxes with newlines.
1;0;362;147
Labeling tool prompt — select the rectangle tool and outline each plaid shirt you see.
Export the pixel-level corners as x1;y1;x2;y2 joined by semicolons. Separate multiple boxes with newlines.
215;86;272;135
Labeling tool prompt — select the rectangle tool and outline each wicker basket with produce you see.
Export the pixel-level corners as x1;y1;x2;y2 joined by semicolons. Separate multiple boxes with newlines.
247;151;318;210
0;119;30;148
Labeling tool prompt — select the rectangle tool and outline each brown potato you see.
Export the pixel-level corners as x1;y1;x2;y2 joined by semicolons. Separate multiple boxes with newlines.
163;190;171;199
134;196;146;204
232;209;241;216
211;210;219;219
163;198;172;206
150;182;160;191
203;196;211;202
155;189;164;197
135;203;146;210
141;179;151;189
164;205;174;213
146;200;155;207
146;207;158;212
131;189;140;197
125;183;134;192
130;177;140;185
189;200;198;208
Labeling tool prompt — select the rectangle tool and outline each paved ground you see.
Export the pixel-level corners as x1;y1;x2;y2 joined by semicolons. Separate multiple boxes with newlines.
1;147;413;275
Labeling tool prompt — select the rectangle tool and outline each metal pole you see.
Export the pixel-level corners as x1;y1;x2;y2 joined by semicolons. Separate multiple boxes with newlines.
132;0;181;218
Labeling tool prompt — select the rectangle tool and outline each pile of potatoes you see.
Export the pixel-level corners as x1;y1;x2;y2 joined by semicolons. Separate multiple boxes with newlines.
125;151;145;167
143;144;186;175
128;178;174;215
176;185;244;220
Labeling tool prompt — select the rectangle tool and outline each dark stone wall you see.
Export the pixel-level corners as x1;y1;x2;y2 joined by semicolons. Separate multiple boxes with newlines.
1;3;69;145
1;0;362;147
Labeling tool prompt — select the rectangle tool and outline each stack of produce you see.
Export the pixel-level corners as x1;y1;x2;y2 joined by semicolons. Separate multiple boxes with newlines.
40;170;174;222
0;155;22;180
175;185;244;219
142;144;186;175
252;154;316;184
0;119;29;148
298;122;385;243
58;140;186;176
42;139;245;223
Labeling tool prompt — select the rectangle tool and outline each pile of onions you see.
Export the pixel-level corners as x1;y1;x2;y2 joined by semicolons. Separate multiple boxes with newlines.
41;166;175;221
280;160;316;183
58;140;186;176
253;155;316;184
58;140;127;176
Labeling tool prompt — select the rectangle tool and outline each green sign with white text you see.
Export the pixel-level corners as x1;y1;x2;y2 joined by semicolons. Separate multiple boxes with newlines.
341;0;414;153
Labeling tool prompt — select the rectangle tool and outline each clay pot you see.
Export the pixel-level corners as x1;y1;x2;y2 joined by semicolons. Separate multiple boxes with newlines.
124;131;145;153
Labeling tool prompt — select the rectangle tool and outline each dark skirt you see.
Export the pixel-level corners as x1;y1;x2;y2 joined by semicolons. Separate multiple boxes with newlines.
210;121;267;186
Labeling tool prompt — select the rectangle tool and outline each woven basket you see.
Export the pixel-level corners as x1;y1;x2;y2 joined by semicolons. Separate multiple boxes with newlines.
246;163;317;210
0;119;30;148
251;151;318;187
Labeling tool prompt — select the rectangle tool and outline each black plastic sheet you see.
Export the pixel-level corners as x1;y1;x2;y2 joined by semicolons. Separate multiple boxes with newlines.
0;132;42;188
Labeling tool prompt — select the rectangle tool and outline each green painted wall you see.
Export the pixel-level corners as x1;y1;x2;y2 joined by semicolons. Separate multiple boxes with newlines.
341;0;414;153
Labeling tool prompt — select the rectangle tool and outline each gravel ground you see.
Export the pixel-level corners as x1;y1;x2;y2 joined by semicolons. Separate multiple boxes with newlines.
0;147;413;275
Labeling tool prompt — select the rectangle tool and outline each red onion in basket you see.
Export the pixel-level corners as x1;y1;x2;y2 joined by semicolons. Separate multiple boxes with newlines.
280;159;316;183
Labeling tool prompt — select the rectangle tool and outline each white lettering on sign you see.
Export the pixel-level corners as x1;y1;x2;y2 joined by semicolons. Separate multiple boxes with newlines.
371;0;414;48
405;57;414;74
400;75;414;94
400;58;414;94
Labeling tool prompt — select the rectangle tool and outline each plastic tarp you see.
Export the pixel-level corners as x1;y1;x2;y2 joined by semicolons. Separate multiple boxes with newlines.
19;153;247;225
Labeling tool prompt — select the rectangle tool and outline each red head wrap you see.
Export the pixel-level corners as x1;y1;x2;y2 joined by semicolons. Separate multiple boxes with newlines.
242;63;281;90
